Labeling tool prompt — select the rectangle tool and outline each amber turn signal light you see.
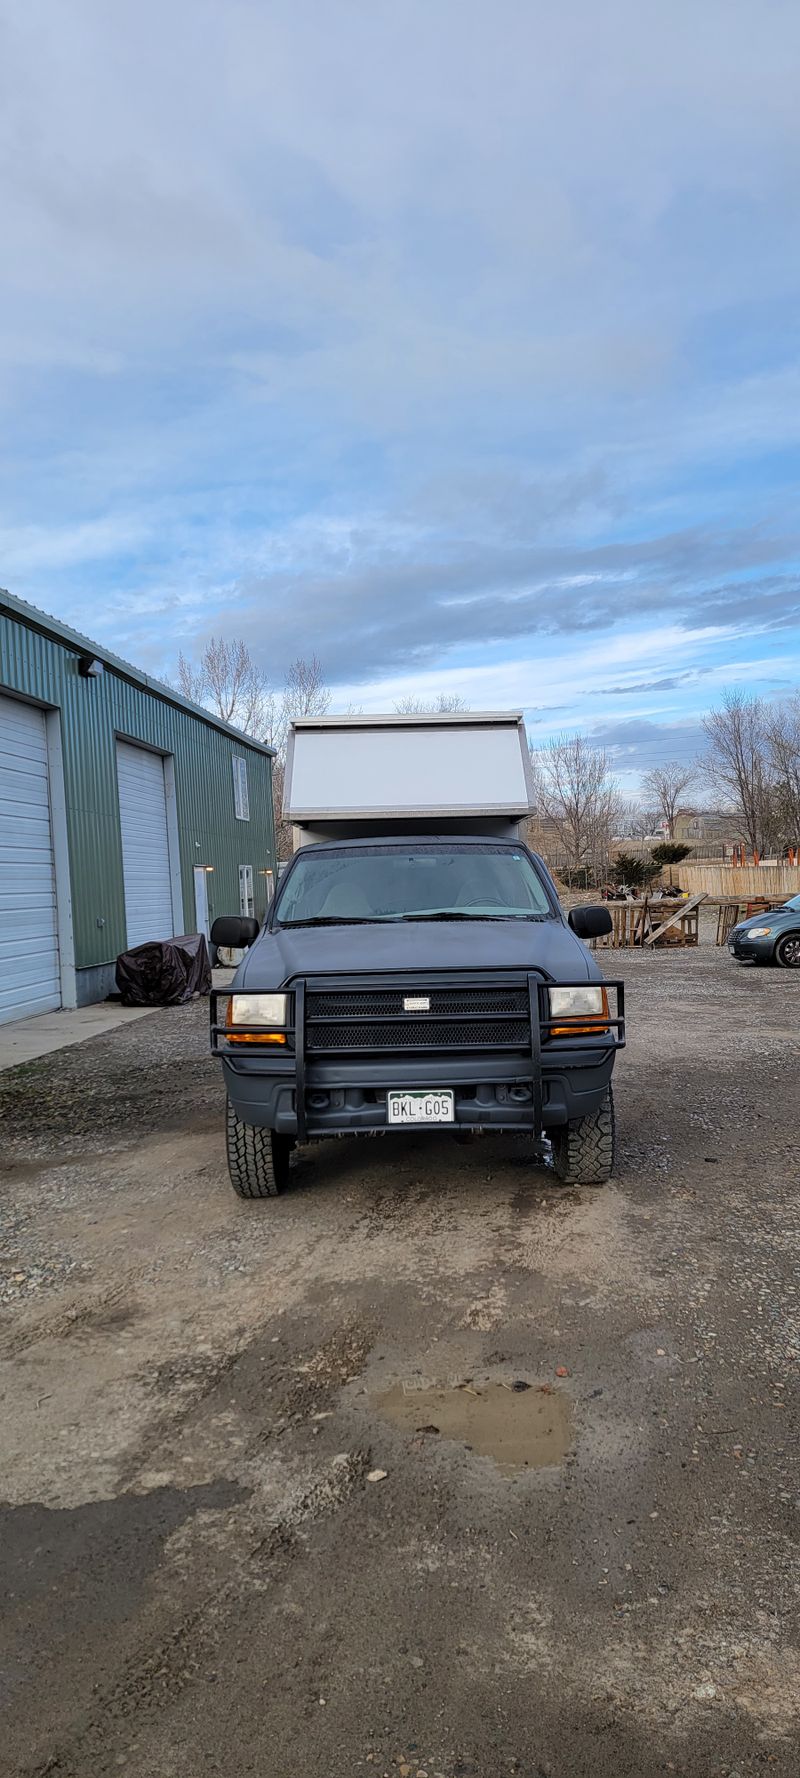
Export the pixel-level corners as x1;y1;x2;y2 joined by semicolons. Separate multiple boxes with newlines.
550;987;610;1037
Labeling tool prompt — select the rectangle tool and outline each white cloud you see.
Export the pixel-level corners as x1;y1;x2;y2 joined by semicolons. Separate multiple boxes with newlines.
0;515;150;574
331;623;746;720
0;0;799;751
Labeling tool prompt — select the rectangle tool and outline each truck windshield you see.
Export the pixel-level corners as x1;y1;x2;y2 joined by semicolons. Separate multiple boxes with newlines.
274;844;553;925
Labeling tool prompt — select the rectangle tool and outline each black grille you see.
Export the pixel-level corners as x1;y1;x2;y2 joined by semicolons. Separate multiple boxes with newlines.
305;983;531;1055
307;1017;530;1052
308;986;528;1019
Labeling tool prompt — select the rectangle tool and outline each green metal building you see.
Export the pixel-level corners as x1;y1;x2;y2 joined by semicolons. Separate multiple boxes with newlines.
0;588;276;1023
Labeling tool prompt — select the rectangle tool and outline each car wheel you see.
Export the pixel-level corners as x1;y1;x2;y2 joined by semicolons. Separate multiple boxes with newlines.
775;932;800;969
549;1088;615;1187
225;1099;293;1197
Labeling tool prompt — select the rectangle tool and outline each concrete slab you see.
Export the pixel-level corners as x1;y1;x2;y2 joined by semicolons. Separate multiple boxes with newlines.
0;1003;154;1071
0;970;235;1072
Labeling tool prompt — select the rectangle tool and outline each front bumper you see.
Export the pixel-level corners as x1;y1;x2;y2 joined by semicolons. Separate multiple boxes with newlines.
728;935;774;962
212;971;625;1141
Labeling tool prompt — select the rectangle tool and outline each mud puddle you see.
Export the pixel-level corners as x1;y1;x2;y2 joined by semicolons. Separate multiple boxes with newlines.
374;1380;572;1474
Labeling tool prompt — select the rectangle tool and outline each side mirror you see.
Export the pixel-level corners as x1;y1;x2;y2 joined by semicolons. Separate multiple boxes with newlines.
568;904;613;940
210;915;260;949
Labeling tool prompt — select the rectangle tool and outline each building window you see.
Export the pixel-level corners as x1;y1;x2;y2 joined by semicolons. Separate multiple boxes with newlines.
239;863;254;918
233;755;249;821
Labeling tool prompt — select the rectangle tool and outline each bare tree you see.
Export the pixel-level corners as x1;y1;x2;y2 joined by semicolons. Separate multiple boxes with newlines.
393;693;470;714
176;641;332;859
270;755;291;861
282;654;331;723
701;691;774;854
175;652;206;706
176;637;274;740
263;653;331;758
618;800;660;840
641;762;696;839
533;733;622;878
269;656;330;857
176;642;332;747
764;693;800;848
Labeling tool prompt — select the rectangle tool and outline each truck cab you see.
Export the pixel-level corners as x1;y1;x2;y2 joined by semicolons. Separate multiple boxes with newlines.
210;714;624;1196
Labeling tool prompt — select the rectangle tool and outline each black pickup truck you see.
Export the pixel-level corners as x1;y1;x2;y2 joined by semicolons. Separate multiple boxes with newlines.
210;833;624;1198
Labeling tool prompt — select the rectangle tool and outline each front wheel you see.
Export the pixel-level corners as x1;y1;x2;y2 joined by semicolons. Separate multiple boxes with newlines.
775;933;800;969
550;1088;616;1186
225;1100;293;1198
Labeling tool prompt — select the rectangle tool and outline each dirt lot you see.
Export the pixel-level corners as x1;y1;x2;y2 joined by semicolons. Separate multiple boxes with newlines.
2;949;800;1778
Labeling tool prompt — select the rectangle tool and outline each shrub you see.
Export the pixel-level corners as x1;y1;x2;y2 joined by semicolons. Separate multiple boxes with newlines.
650;842;692;867
612;852;660;889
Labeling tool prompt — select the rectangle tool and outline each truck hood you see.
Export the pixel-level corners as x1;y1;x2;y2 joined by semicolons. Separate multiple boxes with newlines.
237;917;595;987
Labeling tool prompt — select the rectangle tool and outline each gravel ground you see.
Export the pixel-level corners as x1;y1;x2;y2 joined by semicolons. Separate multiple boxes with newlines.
1;948;800;1777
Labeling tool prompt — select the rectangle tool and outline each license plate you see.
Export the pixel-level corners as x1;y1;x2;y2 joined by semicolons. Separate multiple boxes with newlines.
387;1089;455;1126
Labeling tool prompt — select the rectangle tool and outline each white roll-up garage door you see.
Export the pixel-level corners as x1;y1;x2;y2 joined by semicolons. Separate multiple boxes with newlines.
0;694;61;1024
116;741;175;949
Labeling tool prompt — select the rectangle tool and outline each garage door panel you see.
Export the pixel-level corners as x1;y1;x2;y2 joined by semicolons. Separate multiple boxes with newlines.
0;986;61;1021
0;823;58;855
116;741;175;949
0;936;59;971
0;753;51;778
0;947;59;978
0;827;58;852
0;978;61;1019
0;732;50;762
0;714;50;737
0;858;58;886
0;897;58;919
0;793;53;816
0;858;56;880
0;767;53;805
0;694;60;1024
0;710;49;746
0;886;58;918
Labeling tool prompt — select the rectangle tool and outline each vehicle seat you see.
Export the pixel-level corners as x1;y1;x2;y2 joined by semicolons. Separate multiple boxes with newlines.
454;874;499;907
319;883;374;917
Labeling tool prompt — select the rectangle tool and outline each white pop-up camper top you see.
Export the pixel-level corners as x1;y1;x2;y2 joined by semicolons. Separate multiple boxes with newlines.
283;711;535;847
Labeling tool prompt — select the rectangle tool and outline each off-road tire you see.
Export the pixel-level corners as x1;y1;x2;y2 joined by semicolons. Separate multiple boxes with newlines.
225;1099;292;1198
775;932;800;969
549;1088;615;1187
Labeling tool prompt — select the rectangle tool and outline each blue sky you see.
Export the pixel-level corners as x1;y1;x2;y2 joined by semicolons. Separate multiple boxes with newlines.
1;0;800;792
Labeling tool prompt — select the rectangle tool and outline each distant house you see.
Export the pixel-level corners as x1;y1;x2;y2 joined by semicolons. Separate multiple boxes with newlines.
672;809;746;849
0;589;276;1024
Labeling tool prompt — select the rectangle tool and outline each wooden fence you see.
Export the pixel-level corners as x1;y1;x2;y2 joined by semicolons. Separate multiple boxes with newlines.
673;862;800;899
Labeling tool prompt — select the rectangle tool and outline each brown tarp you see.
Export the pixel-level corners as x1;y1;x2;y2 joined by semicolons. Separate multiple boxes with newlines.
115;932;212;1007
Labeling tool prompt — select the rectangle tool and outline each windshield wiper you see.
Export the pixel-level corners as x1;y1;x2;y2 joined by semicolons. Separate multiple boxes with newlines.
398;911;543;923
278;911;547;927
278;915;382;927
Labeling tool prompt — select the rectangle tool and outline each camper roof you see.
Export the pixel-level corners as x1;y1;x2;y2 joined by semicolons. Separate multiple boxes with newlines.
283;711;534;823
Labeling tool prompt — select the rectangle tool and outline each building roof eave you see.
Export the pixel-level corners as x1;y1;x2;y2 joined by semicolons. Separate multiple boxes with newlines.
0;587;276;757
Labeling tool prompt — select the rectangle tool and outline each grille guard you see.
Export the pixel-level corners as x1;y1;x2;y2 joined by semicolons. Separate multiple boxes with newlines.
211;971;625;1144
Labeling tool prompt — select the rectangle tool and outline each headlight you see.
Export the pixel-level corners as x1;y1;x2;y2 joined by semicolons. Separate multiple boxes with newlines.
224;992;289;1044
548;984;609;1036
549;986;605;1018
745;926;772;938
230;993;288;1024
